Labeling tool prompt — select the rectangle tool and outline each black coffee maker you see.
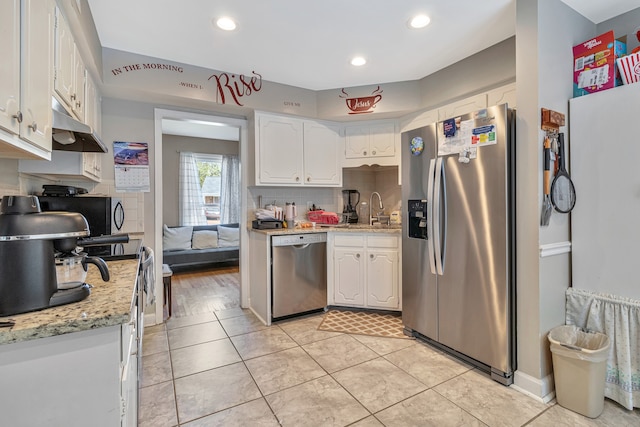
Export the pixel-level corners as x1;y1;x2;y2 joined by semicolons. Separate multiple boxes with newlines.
342;190;360;224
0;195;92;316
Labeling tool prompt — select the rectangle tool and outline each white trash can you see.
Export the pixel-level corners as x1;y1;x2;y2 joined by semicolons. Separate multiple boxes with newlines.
548;325;610;418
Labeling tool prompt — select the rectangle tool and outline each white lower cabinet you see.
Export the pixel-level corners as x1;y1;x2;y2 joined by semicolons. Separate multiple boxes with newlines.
0;324;137;426
329;233;401;311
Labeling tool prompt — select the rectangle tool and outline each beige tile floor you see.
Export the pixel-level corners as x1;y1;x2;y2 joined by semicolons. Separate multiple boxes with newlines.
139;308;640;426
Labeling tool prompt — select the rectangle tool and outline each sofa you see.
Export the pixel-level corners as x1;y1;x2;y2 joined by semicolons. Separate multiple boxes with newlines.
162;223;239;271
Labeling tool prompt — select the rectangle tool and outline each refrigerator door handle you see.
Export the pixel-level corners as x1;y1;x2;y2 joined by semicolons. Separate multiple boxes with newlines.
433;157;447;275
427;158;437;275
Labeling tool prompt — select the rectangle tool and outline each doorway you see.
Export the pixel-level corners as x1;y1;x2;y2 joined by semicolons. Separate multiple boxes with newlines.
153;109;249;324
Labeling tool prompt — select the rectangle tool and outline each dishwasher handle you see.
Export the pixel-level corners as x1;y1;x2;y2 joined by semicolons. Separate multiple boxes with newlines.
292;243;310;249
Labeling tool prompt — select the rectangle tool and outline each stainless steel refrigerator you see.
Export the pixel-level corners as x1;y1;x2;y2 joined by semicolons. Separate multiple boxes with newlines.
401;104;516;385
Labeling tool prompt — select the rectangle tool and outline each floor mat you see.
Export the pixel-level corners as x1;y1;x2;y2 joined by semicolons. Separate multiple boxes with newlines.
318;309;408;339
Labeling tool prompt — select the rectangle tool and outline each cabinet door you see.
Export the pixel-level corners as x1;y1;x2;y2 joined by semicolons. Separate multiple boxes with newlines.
303;121;342;186
54;7;74;109
487;82;516;109
333;248;365;306
366;249;399;309
438;94;487;120
83;152;101;180
72;44;85;121
85;72;101;135
0;0;21;136
257;115;303;185
120;315;138;427
344;126;369;158
369;122;396;157
20;0;54;151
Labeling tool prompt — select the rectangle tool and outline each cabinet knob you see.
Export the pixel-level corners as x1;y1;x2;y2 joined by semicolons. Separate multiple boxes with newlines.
295;176;300;182
28;122;37;132
12;111;23;123
363;151;367;156
372;150;376;155
71;93;76;101
370;254;374;259
306;177;311;182
76;101;82;109
356;253;360;259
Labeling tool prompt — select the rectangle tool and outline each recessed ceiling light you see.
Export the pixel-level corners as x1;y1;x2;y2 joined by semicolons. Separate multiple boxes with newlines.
409;14;431;29
216;17;237;31
351;56;366;66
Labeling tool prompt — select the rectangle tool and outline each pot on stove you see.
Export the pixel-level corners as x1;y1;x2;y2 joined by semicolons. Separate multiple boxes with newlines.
55;253;110;290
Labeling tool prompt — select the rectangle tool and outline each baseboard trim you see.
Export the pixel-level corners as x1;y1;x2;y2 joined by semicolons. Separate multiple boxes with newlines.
512;371;556;404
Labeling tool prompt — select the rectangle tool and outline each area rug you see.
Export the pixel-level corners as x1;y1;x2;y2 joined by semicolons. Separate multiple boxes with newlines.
318;309;408;339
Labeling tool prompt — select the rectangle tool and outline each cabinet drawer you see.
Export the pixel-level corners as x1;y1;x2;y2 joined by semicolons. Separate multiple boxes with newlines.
367;235;398;248
334;234;365;247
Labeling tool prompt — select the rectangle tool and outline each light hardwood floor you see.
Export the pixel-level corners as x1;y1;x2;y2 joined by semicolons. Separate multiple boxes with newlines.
170;265;240;318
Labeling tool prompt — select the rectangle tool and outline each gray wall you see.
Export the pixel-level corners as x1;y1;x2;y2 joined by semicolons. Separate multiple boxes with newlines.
101;98;156;249
162;135;239;226
419;37;516;110
515;0;594;393
599;6;640;52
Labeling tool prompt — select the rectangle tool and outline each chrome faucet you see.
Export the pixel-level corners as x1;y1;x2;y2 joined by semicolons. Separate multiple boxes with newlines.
369;192;384;225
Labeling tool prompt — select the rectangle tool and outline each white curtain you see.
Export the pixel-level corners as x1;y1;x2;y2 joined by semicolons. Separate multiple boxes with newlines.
179;152;207;225
565;287;640;410
220;155;240;224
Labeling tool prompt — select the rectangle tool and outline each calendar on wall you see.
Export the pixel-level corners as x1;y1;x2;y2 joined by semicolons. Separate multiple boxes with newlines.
113;141;150;192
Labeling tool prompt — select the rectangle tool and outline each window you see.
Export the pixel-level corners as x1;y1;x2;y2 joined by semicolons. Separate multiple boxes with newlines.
194;154;222;225
179;151;240;226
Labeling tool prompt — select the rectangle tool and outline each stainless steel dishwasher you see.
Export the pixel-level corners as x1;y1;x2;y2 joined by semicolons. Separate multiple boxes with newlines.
271;233;327;320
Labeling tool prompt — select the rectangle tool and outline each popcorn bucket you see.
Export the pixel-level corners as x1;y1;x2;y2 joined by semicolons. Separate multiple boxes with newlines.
616;52;640;85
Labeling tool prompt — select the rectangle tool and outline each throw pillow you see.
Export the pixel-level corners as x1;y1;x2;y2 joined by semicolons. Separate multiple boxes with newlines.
192;230;219;249
217;225;239;247
162;225;193;251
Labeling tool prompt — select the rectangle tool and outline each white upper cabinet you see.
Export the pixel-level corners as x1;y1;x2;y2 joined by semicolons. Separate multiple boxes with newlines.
303;121;342;186
487;82;516;109
437;93;487;120
54;7;85;121
21;0;54;152
256;113;304;185
19;150;102;182
343;120;399;167
255;112;342;187
54;7;73;109
0;0;54;159
0;0;21;138
84;72;101;136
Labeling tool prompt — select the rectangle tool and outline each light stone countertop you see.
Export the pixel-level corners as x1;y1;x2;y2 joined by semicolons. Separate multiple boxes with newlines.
0;259;139;345
249;223;402;236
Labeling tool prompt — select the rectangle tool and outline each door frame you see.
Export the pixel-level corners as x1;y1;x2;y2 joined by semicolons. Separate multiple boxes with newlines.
153;108;250;323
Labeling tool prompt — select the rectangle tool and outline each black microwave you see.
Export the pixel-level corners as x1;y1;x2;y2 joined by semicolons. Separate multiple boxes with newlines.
38;196;125;237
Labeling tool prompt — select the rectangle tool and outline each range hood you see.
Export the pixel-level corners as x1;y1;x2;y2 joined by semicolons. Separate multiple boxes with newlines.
52;98;108;153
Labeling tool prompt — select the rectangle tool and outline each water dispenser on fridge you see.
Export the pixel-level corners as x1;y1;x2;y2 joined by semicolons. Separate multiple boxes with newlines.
407;199;428;240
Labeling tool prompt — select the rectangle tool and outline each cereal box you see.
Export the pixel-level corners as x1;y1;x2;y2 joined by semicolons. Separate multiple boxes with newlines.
573;31;626;97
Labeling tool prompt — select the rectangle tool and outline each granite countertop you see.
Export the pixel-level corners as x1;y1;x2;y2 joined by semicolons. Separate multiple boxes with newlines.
249;223;402;236
0;259;140;345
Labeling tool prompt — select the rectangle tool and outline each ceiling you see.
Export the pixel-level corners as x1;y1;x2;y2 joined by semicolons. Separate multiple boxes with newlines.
86;0;638;140
86;0;638;92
